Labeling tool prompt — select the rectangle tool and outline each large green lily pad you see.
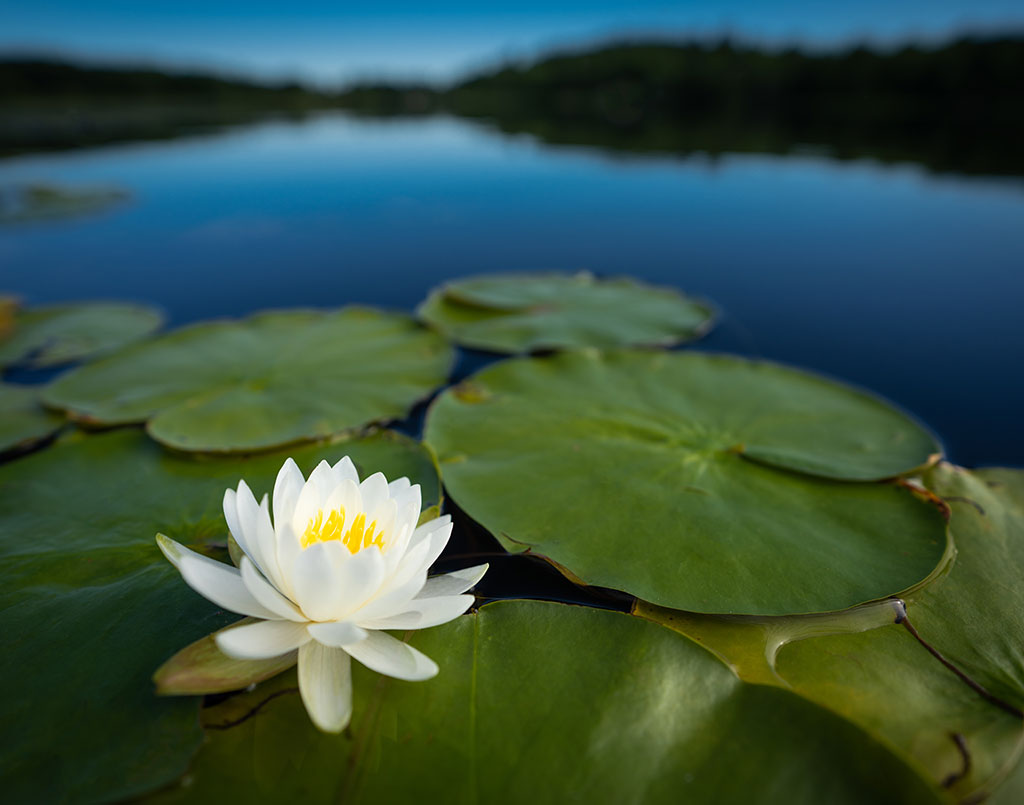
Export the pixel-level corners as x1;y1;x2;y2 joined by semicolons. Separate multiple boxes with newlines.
43;308;454;452
148;600;937;804
0;301;163;368
0;382;64;452
417;272;714;352
0;428;440;803
424;349;945;614
637;464;1024;802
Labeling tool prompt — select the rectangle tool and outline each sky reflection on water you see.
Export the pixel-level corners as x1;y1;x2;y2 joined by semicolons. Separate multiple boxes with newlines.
1;112;1021;467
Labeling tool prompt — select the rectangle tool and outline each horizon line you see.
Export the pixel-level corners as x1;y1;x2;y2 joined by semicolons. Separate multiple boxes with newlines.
2;24;1022;92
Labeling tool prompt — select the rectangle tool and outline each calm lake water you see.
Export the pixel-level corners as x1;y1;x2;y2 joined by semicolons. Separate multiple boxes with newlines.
1;112;1021;467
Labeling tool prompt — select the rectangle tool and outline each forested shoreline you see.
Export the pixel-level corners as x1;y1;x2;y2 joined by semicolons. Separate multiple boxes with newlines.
3;35;1022;176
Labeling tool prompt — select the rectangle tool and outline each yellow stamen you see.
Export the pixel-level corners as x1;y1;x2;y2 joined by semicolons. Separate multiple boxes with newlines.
348;512;366;547
301;506;386;554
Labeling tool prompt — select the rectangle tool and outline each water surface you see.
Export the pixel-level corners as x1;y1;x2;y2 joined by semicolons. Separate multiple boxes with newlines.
1;112;1021;466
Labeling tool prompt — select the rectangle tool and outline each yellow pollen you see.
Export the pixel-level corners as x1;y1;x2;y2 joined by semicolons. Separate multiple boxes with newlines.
301;506;385;554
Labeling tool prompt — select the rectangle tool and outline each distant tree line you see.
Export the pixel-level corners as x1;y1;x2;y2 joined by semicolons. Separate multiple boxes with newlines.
0;59;336;104
0;59;342;155
2;35;1023;176
342;35;1024;177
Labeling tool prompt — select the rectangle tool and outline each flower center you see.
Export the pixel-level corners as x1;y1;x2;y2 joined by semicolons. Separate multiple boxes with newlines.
300;506;384;553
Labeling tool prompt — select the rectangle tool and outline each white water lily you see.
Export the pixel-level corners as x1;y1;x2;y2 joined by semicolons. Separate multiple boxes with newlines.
156;456;486;732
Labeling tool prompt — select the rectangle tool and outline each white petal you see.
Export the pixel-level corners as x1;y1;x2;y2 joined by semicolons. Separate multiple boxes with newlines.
216;619;310;659
307;459;337;500
350;572;427;623
239;557;305;622
289;541;347;622
332;456;359;486
223;488;243;547
386;520;453;590
418;564;489;598
417;520;454;571
274;520;303;601
307;621;369;647
332;546;387;616
407;515;452;552
389;481;420;513
235;480;262;541
298;641;353;733
224;488;264;575
255;493;287;589
272;457;305;530
344;630;438;681
357;594;473;630
156;534;281;620
387;476;411;496
352;538;432;621
382;521;414;577
233;483;287;591
368;499;397;547
397;483;422;515
391;485;422;541
289;542;386;621
405;512;454;561
387;504;436;565
320;479;361;528
359;472;389;514
291;473;326;538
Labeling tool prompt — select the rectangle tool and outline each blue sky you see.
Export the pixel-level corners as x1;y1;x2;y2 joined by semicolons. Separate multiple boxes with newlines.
3;1;1023;85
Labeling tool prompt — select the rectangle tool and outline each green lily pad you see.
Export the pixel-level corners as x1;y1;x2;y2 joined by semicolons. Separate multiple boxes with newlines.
991;753;1024;805
915;464;1024;708
148;601;938;804
424;349;946;614
0;428;440;803
417;272;714;352
43;308;454;452
638;603;1023;803
0;182;130;225
0;383;64;452
635;464;1024;802
778;628;1023;803
0;301;163;368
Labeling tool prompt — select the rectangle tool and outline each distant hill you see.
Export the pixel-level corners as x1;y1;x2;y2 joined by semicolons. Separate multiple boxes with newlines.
0;59;343;154
343;35;1024;177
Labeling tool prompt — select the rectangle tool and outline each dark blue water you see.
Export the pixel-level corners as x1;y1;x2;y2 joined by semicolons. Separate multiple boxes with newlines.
1;112;1021;467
